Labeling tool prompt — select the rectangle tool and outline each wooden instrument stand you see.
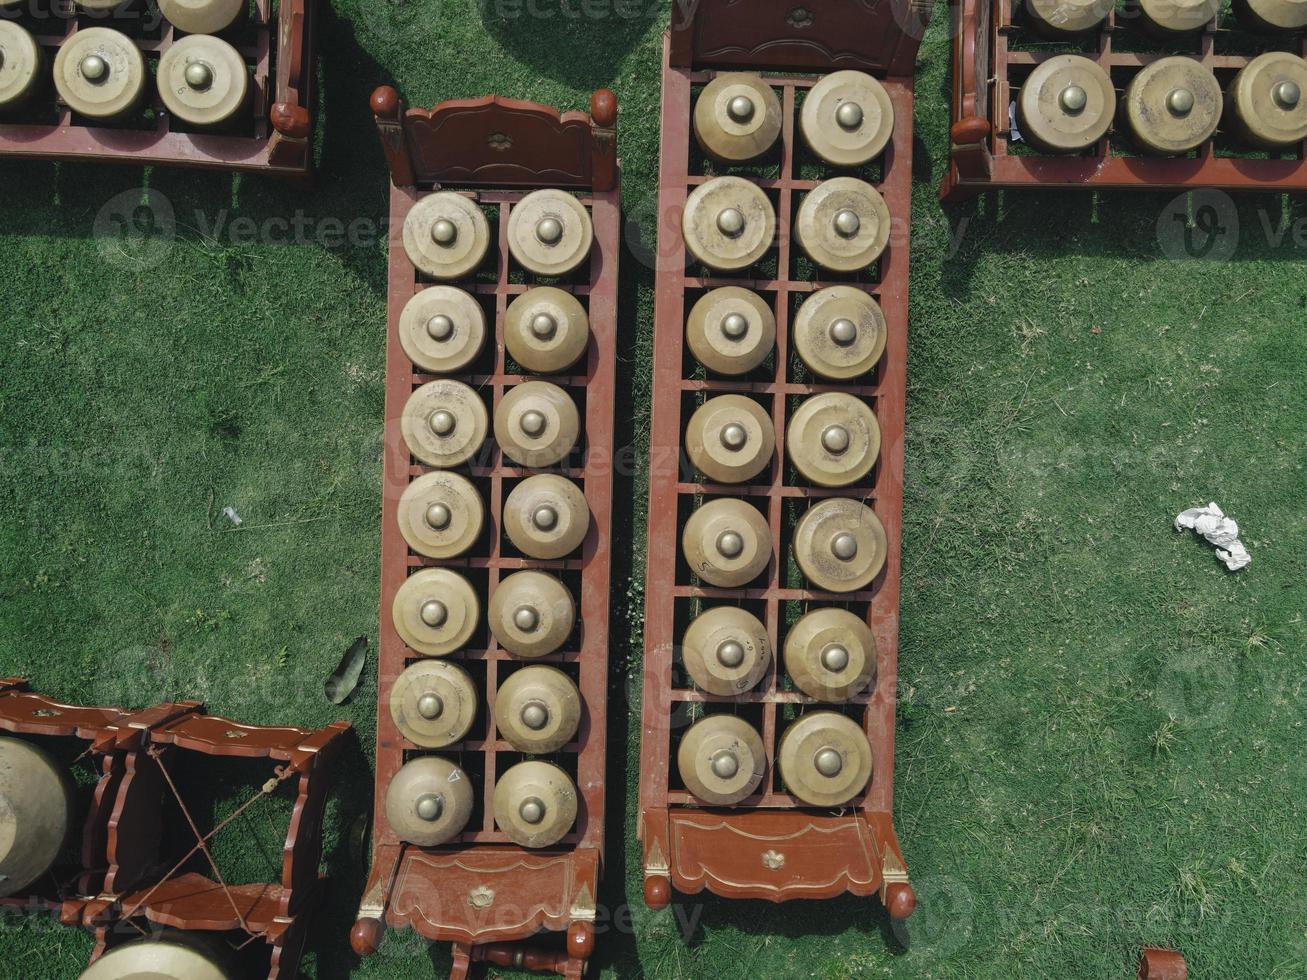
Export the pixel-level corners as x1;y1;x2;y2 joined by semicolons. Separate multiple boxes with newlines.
350;86;620;979
638;0;926;942
0;0;315;176
0;678;350;978
940;0;1307;200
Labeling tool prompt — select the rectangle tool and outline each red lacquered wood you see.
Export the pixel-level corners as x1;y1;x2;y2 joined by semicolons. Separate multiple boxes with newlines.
371;87;619;191
1139;948;1188;980
355;88;621;978
0;683;192;903
940;0;1307;200
0;682;349;979
638;0;920;935
351;916;385;956
669;0;930;76
0;0;315;177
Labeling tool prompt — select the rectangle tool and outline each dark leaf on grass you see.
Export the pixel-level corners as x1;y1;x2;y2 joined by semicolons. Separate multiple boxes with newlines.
324;636;368;705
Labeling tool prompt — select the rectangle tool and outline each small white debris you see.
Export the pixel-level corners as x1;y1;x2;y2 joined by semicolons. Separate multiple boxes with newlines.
1175;502;1250;571
1009;103;1023;143
221;506;243;527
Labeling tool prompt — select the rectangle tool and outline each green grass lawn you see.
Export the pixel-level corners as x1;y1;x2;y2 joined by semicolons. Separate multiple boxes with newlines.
2;1;1305;977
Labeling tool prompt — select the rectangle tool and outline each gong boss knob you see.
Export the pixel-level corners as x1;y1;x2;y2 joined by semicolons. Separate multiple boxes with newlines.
1235;0;1307;30
392;568;480;656
1017;55;1116;154
795;178;891;273
503;474;590;559
505;287;590;374
1138;0;1220;33
390;660;478;748
778;711;873;807
397;471;485;559
158;34;248;127
793;286;887;380
0;737;74;899
784;608;877;701
0;23;41;111
1125;57;1221;155
158;0;245;34
399;286;487;375
677;715;767;805
507;189;593;277
385;755;474;846
801;70;895;167
693;72;782;162
681;605;771;696
794;498;887;593
53;27;146;120
685;394;775;484
685;287;776;376
401;379;489;468
79;936;234;980
1024;0;1112;34
682;176;776;273
494;664;582;753
1228;52;1307;149
786;392;881;488
493;761;577;849
489;570;575;658
403;192;491;281
682;499;772;588
495;381;580;468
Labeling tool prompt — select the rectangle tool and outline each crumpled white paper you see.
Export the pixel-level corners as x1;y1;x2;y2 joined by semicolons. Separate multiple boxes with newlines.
221;506;243;527
1175;502;1250;571
1008;102;1023;143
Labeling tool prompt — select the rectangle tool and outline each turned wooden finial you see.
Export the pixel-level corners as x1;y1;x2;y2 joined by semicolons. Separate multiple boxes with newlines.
591;88;618;128
271;102;311;139
567;920;596;960
950;116;992;148
1138;948;1187;980
371;85;403;122
884;882;917;920
643;874;671;910
350;917;384;956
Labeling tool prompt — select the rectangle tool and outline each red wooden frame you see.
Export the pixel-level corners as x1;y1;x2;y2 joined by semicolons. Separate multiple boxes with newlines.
0;0;315;176
638;0;922;936
0;679;350;979
350;86;619;980
0;678;197;914
940;0;1307;200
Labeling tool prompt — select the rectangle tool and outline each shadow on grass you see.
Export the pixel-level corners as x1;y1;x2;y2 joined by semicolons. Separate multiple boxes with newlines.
474;0;655;90
938;186;1307;305
0;2;395;305
304;726;375;980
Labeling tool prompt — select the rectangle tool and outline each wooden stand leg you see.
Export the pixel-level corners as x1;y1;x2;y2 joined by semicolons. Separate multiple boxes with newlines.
643;874;671;911
450;943;473;980
350;842;403;956
940;117;994;203
268;912;309;979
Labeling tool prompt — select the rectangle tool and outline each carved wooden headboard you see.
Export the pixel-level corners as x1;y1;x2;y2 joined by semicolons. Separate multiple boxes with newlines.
669;0;932;77
370;87;618;191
